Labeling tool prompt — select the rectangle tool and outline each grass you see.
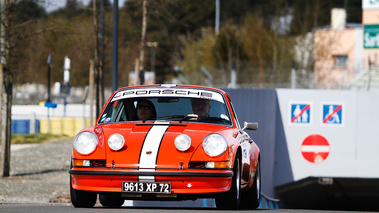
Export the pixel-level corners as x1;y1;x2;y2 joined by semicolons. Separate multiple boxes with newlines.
11;133;71;145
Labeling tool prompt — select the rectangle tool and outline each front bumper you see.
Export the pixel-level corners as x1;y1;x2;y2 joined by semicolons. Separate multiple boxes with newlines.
70;168;233;195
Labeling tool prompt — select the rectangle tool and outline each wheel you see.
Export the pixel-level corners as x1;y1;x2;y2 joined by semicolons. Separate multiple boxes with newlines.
70;177;97;208
241;159;261;209
215;157;241;209
99;193;125;207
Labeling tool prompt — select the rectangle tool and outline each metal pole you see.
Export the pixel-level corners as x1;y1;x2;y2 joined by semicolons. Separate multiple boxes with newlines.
138;0;148;85
100;0;105;105
150;44;154;72
47;54;52;102
82;86;89;129
46;54;52;133
89;60;95;126
112;0;119;91
215;0;220;34
291;60;296;89
92;0;100;118
146;41;157;73
229;61;237;88
63;57;70;118
152;45;156;73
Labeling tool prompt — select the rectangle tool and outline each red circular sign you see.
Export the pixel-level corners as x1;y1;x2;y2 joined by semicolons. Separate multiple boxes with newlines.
301;134;330;164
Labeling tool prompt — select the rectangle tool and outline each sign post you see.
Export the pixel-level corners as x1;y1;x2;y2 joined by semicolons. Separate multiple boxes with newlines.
63;56;71;117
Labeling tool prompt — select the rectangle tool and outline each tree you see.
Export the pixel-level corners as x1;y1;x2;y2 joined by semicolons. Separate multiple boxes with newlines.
213;24;245;86
0;0;47;177
179;28;217;85
123;0;217;83
1;0;14;177
6;0;363;90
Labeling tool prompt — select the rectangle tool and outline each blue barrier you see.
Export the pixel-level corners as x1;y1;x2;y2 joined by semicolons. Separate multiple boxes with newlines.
11;119;40;134
259;193;280;209
197;193;279;209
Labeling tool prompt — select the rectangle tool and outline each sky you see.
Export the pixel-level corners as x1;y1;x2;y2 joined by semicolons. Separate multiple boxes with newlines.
42;0;127;13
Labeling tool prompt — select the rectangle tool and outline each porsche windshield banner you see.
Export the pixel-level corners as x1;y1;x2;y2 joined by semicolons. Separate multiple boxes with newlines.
111;88;225;103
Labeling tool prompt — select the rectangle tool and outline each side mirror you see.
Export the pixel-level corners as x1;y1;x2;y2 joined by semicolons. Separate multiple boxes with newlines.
242;121;258;131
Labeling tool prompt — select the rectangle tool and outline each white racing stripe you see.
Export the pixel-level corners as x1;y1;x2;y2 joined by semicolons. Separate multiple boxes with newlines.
138;121;170;181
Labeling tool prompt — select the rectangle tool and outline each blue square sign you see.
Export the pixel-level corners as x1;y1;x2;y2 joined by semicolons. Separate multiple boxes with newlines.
290;103;311;124
322;103;343;125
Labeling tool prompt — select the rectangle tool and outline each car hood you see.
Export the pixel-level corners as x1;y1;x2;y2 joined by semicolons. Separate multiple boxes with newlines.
100;121;233;169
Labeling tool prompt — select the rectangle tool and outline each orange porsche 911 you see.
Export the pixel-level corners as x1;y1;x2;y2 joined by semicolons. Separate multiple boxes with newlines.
69;84;261;209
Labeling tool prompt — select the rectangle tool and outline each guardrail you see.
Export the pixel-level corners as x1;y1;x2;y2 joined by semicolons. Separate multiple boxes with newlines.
259;193;280;209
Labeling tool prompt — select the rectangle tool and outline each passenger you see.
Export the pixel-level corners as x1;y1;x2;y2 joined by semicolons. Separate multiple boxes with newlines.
136;99;156;120
191;98;211;119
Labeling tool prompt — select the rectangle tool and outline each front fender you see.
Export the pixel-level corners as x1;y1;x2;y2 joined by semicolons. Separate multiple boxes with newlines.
72;126;106;160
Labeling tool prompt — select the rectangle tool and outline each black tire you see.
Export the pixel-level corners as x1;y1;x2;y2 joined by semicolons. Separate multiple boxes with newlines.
215;157;241;209
70;177;97;208
99;193;125;207
241;159;261;209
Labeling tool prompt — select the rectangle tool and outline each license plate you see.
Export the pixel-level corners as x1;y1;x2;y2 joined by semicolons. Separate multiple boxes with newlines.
122;181;171;194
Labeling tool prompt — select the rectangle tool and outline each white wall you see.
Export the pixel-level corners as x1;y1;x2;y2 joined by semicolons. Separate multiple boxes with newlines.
276;89;379;186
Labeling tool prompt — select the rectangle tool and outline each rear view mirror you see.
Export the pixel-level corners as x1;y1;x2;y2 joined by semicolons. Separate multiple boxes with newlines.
242;121;258;131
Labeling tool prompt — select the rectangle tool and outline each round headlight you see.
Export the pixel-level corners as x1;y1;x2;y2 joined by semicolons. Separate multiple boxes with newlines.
108;133;125;151
174;134;191;152
203;133;227;157
74;132;98;155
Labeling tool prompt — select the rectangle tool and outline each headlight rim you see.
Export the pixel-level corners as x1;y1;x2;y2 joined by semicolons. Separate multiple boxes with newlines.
108;133;125;151
202;133;227;157
174;134;192;152
73;131;98;155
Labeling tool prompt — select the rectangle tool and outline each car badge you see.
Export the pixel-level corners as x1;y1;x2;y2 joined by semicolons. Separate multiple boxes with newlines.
146;151;152;155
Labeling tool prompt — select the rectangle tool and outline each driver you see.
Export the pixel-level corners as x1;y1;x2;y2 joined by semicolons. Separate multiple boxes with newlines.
136;99;156;120
191;98;211;119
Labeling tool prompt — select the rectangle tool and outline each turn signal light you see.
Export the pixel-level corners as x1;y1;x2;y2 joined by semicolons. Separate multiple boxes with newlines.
206;161;231;169
73;159;90;167
72;159;106;167
189;161;231;169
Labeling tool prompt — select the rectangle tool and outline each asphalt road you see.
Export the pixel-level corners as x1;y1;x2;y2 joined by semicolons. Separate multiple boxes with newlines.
0;203;373;213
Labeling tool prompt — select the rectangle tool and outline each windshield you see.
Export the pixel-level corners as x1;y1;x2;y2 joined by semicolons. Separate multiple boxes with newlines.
99;96;232;126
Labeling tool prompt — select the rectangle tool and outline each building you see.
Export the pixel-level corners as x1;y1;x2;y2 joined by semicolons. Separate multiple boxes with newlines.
313;3;379;90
